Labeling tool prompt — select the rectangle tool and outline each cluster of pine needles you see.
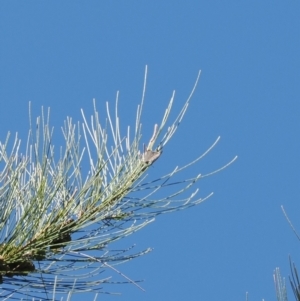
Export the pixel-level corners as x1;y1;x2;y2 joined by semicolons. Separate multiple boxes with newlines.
0;68;236;300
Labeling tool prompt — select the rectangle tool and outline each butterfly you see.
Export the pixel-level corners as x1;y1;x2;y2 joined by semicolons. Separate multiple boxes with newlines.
143;149;161;164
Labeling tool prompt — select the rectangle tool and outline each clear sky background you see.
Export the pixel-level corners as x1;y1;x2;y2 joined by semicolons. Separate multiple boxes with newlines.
1;1;300;301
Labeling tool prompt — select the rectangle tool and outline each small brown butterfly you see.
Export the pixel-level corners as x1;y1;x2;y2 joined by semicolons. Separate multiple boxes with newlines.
143;149;161;164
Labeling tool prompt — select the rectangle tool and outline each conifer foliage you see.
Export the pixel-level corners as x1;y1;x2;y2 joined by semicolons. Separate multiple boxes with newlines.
0;68;236;300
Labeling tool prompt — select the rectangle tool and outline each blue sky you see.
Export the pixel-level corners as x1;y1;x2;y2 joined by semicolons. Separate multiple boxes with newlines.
1;1;300;300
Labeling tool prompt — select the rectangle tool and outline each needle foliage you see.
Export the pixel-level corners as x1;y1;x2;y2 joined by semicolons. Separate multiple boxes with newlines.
0;68;236;300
